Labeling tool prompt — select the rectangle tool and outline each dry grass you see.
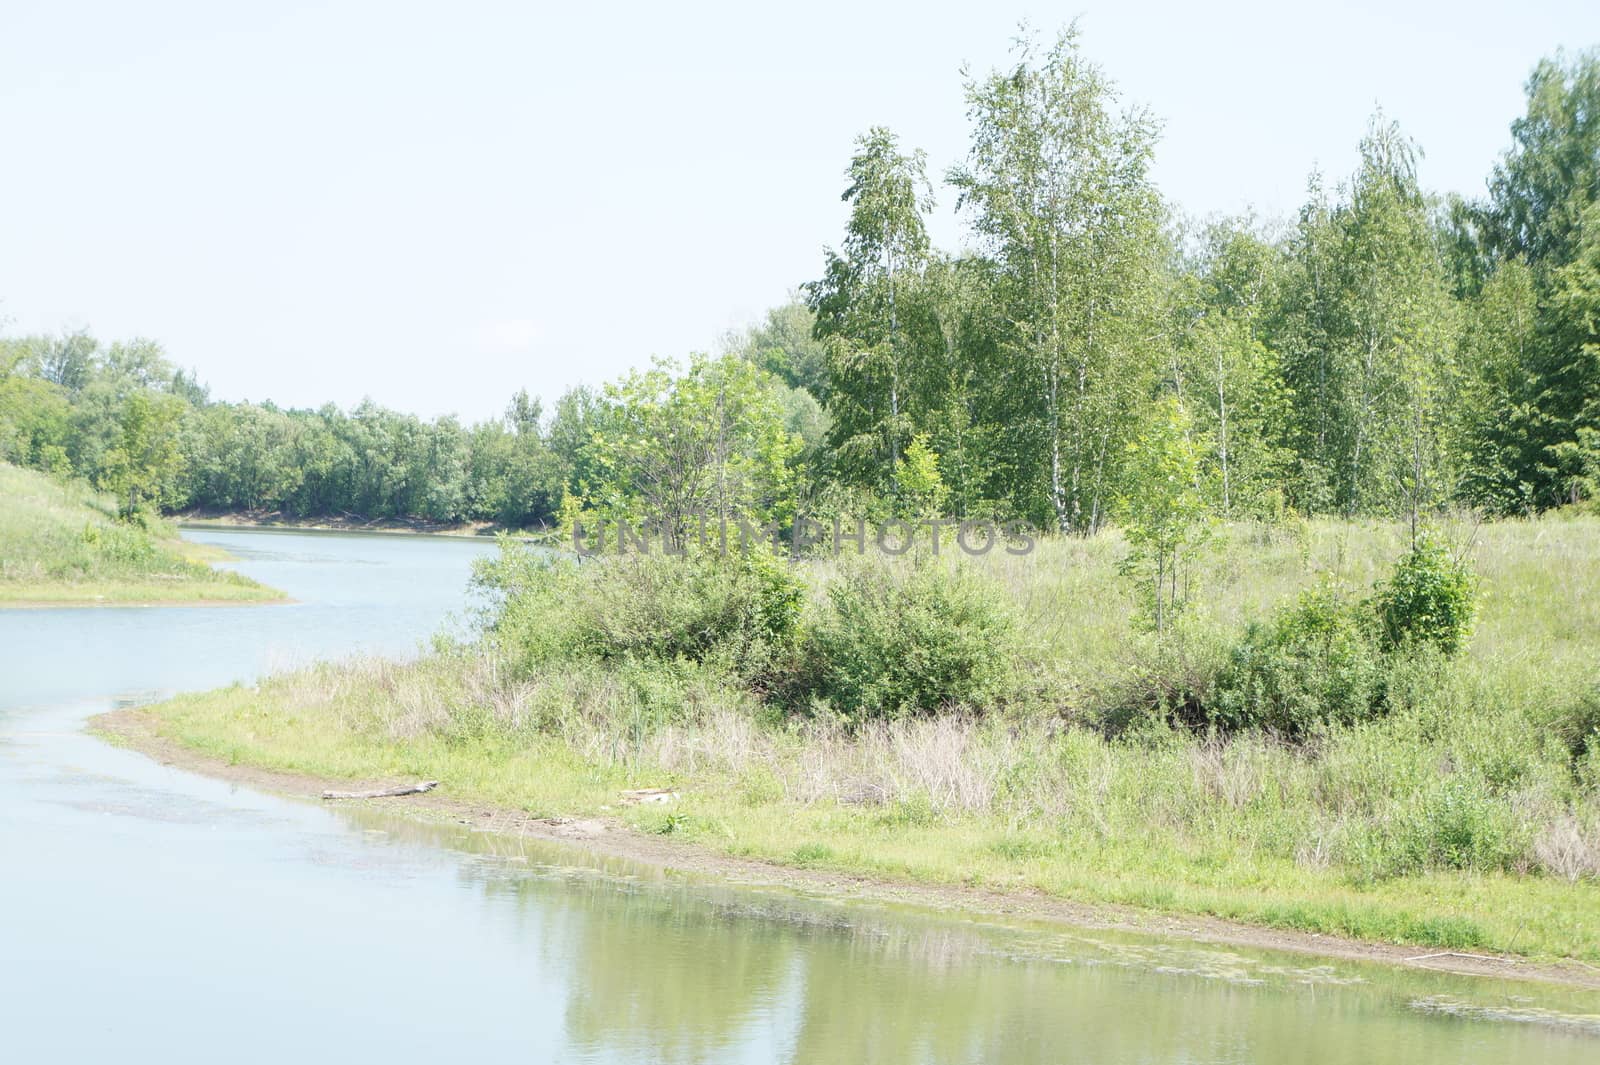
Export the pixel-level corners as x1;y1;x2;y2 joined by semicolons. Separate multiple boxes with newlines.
1535;815;1600;882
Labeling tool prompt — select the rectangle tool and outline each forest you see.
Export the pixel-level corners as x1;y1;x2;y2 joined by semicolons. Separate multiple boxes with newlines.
3;28;1599;539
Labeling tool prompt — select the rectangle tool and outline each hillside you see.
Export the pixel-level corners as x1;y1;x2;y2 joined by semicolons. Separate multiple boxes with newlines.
0;463;282;605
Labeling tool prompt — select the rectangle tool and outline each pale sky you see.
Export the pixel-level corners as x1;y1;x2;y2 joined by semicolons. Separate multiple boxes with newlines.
2;1;1597;421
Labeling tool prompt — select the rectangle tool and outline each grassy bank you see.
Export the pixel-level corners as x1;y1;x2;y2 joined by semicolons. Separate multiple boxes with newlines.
0;463;283;605
136;515;1600;961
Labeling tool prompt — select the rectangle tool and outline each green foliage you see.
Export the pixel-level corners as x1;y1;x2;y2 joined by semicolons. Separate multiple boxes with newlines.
0;366;74;474
1273;116;1460;517
949;24;1167;533
1118;397;1213;633
893;433;948;517
1372;534;1478;653
1177;218;1296;518
1547;683;1600;763
78;520;160;568
145;515;1600;958
1210;581;1386;735
1455;260;1543;512
1468;49;1600;277
806;126;934;490
731;300;831;401
0;462;274;601
476;541;805;683
586;354;800;539
1349;773;1528;879
801;563;1015;721
1207;532;1479;735
6;33;1599;536
100;390;188;517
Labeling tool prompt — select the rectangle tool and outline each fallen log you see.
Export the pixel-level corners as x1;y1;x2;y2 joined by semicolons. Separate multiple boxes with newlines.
619;787;678;805
322;780;440;800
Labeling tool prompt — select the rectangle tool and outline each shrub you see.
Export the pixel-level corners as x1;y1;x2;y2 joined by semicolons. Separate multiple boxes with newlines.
1100;624;1229;734
79;520;158;568
1372;534;1477;654
1204;537;1478;738
476;541;805;681
1209;581;1386;735
801;563;1016;722
1549;683;1600;764
1346;774;1527;879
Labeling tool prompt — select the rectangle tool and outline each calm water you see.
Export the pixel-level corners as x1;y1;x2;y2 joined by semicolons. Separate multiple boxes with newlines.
1;527;1597;1063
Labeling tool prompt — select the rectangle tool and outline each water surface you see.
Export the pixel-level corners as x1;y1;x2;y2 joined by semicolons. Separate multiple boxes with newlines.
1;527;1596;1062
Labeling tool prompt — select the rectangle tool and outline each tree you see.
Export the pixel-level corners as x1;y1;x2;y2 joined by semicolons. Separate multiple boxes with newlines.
1178;217;1293;517
1472;50;1600;281
1276;116;1459;519
1455;259;1542;511
949;23;1168;533
1531;202;1600;504
100;390;187;517
893;433;949;518
1448;50;1600;511
587;355;800;545
37;330;98;392
806;127;934;489
731;300;831;401
1118;396;1211;634
0;374;73;473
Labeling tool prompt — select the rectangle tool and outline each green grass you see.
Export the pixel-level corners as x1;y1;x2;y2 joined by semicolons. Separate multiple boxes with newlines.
0;462;283;604
132;512;1600;963
143;676;1600;959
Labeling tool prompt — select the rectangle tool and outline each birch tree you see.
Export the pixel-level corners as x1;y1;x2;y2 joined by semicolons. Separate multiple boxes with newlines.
1278;117;1458;518
806;127;934;491
949;24;1167;533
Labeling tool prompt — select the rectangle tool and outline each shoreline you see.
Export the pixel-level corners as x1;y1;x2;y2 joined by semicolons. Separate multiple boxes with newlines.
0;595;291;609
92;705;1600;993
177;510;546;541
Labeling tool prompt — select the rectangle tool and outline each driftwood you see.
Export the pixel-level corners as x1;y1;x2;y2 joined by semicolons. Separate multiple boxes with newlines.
619;787;678;805
322;780;440;800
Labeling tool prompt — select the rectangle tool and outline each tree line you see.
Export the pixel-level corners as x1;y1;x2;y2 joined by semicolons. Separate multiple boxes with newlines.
0;331;586;525
3;26;1598;533
799;29;1600;533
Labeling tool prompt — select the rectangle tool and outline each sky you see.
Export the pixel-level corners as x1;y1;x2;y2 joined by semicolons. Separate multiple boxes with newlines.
2;0;1598;421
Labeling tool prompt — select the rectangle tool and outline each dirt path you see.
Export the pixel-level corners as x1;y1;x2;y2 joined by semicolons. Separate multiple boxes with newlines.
93;706;1600;993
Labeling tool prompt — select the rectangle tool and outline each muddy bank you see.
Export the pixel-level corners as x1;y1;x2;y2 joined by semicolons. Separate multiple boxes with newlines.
92;705;1600;992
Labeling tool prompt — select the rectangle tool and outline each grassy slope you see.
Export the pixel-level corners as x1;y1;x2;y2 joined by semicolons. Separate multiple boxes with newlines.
0;463;282;604
138;515;1600;960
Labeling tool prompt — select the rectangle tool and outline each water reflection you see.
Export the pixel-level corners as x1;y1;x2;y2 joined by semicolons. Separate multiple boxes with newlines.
348;807;1600;1065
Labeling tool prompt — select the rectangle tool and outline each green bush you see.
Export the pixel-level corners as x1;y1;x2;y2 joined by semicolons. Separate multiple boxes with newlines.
1347;774;1527;879
1209;582;1386;735
79;521;159;568
1372;534;1477;654
801;563;1016;721
1550;683;1600;764
476;541;805;681
1204;537;1479;738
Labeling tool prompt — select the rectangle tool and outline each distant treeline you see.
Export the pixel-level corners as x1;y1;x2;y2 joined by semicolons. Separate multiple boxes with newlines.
0;332;585;526
3;27;1599;530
